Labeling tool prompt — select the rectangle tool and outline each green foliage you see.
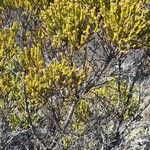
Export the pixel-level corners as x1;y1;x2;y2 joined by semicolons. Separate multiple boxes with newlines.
61;135;72;149
72;100;90;133
100;0;150;51
95;78;139;120
41;0;100;49
0;0;148;147
2;0;52;9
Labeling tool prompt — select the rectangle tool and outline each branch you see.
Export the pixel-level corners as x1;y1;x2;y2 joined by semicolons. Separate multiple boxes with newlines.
23;83;47;149
63;101;77;133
